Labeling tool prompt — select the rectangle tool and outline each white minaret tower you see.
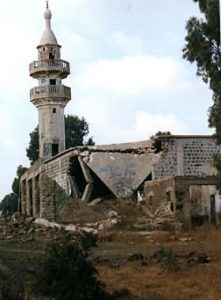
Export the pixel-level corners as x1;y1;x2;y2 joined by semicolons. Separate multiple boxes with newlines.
29;1;71;160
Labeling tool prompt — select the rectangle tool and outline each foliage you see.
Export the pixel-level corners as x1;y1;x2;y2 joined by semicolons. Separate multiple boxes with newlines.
151;131;171;153
0;269;25;300
11;165;28;195
65;114;95;149
0;165;27;215
80;231;98;252
154;246;179;272
26;126;39;164
33;235;107;300
26;114;95;164
183;0;221;142
0;194;18;216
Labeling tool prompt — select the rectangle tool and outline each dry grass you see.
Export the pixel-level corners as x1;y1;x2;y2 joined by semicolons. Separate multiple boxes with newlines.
98;261;221;299
95;226;221;300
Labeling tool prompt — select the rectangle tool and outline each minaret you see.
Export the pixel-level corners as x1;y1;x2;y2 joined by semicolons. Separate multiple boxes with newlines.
29;2;71;160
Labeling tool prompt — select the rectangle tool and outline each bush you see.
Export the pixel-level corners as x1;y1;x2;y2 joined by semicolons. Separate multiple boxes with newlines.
33;235;108;300
154;246;179;272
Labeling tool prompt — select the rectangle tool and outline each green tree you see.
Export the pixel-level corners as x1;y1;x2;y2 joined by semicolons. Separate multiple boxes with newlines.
26;115;95;164
26;126;39;164
0;165;27;215
65;114;95;149
183;0;221;141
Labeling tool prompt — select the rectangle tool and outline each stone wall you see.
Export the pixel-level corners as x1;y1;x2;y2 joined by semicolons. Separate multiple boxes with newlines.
153;136;221;179
19;149;76;220
43;148;78;194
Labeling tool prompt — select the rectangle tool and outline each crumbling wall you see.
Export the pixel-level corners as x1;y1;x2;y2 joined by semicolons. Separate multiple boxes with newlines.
39;172;71;221
145;176;221;227
44;149;77;194
19;160;42;217
154;136;221;179
144;177;176;209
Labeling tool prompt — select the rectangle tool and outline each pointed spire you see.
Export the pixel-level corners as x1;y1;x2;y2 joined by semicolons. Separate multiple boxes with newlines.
44;2;52;29
38;1;59;47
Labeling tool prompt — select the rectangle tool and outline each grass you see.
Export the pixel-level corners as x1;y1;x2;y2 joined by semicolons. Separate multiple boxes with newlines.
95;226;221;300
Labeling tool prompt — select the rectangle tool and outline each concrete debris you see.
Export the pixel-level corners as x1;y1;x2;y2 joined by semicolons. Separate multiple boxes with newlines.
35;218;61;229
88;197;103;207
0;213;121;242
35;218;98;234
107;210;118;218
153;204;174;218
86;151;160;198
0;214;95;242
136;204;182;231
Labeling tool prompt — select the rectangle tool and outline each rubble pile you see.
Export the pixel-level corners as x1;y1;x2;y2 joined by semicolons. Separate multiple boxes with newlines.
134;204;182;231
0;201;182;243
0;214;81;242
0;213;121;242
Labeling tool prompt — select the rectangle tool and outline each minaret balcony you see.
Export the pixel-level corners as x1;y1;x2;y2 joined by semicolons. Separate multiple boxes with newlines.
29;60;70;78
30;85;71;102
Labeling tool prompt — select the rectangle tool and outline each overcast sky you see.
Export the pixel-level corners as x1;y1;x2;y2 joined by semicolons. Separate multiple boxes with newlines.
0;0;213;199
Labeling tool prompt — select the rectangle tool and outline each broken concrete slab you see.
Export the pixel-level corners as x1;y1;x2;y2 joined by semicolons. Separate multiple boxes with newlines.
85;152;160;198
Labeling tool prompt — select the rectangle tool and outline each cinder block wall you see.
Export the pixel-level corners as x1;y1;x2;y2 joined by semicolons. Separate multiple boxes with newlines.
154;136;221;179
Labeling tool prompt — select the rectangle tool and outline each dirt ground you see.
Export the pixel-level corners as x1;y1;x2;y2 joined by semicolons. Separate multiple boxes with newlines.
92;225;221;300
1;199;221;299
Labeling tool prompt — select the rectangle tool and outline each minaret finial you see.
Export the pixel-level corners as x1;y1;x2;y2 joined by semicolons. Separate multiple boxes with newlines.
46;0;49;9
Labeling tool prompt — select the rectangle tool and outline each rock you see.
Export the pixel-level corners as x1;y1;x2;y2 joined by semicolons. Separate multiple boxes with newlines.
179;237;192;242
88;197;103;207
98;219;116;230
107;210;118;218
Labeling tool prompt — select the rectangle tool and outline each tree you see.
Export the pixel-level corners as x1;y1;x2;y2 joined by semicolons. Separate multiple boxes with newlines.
65;114;95;149
183;0;221;142
151;131;171;153
26;126;39;164
0;165;27;215
26;115;95;164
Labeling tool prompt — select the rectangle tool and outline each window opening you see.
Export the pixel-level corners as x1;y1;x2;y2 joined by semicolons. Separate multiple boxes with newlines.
50;79;56;85
49;52;55;59
52;143;59;156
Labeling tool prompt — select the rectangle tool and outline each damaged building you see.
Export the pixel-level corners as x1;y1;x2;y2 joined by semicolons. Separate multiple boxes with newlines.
145;135;221;226
19;4;221;227
20;134;221;225
19;141;160;221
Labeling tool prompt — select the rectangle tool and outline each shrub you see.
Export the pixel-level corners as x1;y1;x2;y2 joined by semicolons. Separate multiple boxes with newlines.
33;235;108;300
154;246;179;272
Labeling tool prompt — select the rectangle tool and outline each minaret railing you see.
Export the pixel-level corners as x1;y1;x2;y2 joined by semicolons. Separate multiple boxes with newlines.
29;60;70;75
30;85;71;101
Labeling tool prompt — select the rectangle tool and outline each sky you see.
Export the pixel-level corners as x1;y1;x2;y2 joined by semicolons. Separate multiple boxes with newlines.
0;0;214;199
